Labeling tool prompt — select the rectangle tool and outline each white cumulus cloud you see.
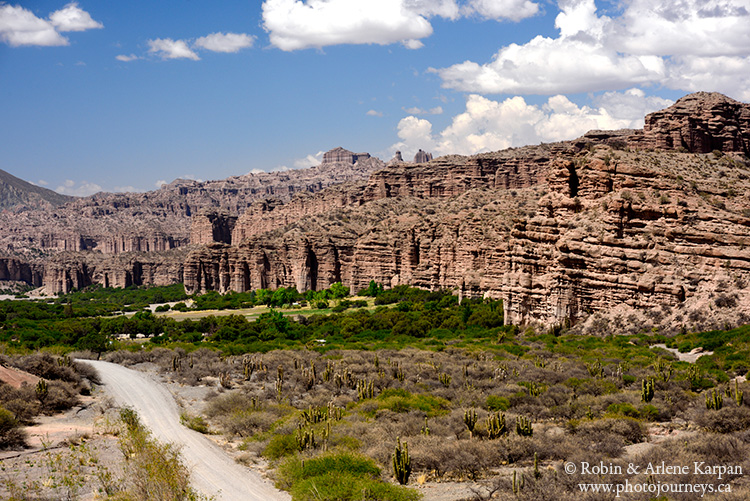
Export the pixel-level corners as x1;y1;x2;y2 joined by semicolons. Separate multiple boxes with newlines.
55;179;103;197
148;38;200;60
116;53;139;62
194;32;256;53
0;4;68;47
49;2;103;32
433;0;750;99
294;151;325;168
404;106;444;115
462;0;540;22
0;3;102;47
261;0;539;51
392;90;671;159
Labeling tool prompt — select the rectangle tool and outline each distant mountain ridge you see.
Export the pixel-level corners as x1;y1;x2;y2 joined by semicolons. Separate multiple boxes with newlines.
0;169;74;209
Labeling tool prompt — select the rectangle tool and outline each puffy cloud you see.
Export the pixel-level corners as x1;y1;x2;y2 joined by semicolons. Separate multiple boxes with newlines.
433;0;750;99
261;0;539;51
194;32;255;53
147;38;200;60
593;88;674;123
49;2;103;32
294;151;325;168
155;180;167;188
116;54;139;62
55;179;103;197
366;109;384;117
392;91;671;158
403;106;443;115
113;185;138;193
665;55;750;102
262;0;434;51
0;4;68;46
613;0;750;57
462;0;540;22
0;2;102;47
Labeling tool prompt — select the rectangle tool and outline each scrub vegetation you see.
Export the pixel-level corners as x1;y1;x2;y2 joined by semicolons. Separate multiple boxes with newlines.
3;282;750;499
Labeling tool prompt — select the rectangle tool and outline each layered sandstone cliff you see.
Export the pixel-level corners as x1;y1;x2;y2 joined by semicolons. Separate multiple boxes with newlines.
183;93;750;330
0;149;384;265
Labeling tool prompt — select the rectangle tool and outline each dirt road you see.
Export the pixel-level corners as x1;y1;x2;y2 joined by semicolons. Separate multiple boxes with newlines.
83;360;291;501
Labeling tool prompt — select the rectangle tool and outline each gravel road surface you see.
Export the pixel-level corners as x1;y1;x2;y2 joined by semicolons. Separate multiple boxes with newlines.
83;360;291;501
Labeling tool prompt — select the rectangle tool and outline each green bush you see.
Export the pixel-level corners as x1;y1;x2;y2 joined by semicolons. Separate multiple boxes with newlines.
264;433;298;460
0;405;26;449
278;452;421;501
486;395;511;412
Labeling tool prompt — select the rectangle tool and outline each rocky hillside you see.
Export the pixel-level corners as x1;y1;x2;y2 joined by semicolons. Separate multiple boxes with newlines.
0;151;384;288
0;169;73;209
181;92;750;331
10;92;750;331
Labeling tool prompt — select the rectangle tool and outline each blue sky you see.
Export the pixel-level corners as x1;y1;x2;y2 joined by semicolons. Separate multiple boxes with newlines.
1;0;749;196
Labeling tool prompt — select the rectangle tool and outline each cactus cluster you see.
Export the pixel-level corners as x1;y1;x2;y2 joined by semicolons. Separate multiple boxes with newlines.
706;388;723;410
439;372;452;388
463;409;478;438
295;425;316;451
393;364;405;383
486;412;508;439
653;358;674;382
586;359;604;378
516;415;533;437
243;355;266;381
356;379;375;400
421;417;430;436
219;372;231;389
392;437;411;485
641;378;655;403
734;379;744;407
35;378;48;405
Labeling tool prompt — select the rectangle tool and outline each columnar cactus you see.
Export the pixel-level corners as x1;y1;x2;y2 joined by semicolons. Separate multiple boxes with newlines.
295;426;316;451
516;415;533;437
35;379;48;405
706;388;723;410
421;417;430;436
735;379;744;407
356;379;375;400
464;409;478;438
392;437;411;485
486;412;507;439
641;378;655;403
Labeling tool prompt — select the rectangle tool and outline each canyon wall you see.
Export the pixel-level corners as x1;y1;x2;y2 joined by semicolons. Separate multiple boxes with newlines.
183;93;750;328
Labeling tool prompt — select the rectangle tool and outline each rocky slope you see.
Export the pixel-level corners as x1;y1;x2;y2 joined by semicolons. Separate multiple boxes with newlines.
182;93;750;330
0;152;384;262
0;151;384;291
0;169;73;210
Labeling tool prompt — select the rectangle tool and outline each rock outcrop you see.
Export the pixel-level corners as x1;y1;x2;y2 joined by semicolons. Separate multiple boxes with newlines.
43;247;191;294
183;92;750;330
629;92;750;154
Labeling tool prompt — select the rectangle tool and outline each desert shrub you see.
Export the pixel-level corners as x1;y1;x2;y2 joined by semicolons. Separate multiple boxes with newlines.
696;406;750;433
15;353;81;385
368;389;450;417
204;391;255;418
277;452;421;501
179;412;209;434
43;380;80;413
486;395;510;412
263;433;298;460
576;416;645;443
224;410;279;437
0;405;26;449
606;402;640;418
